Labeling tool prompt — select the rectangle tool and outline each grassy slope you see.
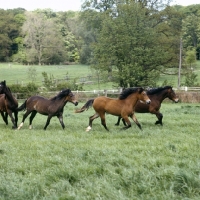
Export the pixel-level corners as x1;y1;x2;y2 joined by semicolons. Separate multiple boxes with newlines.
0;102;200;199
1;61;200;90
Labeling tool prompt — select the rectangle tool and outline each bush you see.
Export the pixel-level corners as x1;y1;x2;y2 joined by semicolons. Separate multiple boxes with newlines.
9;82;39;99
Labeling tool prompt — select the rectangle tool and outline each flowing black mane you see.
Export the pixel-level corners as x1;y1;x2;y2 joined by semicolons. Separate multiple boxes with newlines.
119;87;144;100
147;86;172;95
51;89;71;100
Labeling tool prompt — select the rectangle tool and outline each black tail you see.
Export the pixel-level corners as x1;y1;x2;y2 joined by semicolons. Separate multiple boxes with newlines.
75;99;94;113
17;100;27;111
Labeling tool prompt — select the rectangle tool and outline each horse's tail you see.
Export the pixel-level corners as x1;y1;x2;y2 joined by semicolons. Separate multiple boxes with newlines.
75;99;95;113
17;100;27;111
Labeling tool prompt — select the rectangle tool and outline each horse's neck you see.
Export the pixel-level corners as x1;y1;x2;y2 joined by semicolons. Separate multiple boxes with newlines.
53;98;67;106
126;94;140;106
153;90;168;102
4;88;16;103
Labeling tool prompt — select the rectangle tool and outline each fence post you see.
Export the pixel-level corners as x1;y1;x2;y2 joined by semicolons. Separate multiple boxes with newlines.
185;87;188;91
104;89;107;97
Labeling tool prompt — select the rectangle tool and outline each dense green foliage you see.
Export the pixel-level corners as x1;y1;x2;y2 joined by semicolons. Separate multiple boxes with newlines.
1;1;200;87
0;102;200;199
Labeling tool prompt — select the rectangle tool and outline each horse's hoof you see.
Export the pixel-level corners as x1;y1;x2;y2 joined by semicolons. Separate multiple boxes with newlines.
155;121;162;125
86;126;92;132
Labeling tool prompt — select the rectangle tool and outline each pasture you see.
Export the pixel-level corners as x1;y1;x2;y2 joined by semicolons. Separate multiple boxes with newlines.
1;61;200;90
0;101;200;199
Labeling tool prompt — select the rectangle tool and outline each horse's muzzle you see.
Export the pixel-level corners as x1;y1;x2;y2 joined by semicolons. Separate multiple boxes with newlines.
174;98;179;103
146;100;151;104
74;102;78;106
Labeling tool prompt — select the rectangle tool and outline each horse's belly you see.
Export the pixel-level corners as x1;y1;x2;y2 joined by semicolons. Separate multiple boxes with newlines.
135;102;149;113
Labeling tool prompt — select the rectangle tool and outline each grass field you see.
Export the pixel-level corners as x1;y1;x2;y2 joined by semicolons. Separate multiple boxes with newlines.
0;102;200;199
0;63;115;90
1;61;200;90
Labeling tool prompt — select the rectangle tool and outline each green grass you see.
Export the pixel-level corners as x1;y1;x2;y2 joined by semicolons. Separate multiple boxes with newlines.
0;63;91;85
1;61;200;90
0;63;116;90
158;61;200;86
1;102;200;199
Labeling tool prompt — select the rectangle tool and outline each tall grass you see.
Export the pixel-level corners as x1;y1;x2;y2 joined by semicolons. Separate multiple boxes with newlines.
0;102;200;199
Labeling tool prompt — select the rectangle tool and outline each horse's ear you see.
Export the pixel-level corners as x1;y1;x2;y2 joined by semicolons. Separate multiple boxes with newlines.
3;80;6;85
138;87;144;93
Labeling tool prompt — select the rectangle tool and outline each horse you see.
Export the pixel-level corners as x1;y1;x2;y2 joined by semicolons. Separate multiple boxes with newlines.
0;80;18;129
75;87;151;131
17;89;78;130
0;94;9;125
115;86;179;126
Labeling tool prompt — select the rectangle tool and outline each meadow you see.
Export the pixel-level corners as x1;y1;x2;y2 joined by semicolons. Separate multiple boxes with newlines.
1;61;200;90
0;101;200;200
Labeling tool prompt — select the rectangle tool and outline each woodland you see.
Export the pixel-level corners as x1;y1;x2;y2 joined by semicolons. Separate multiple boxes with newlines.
1;0;200;87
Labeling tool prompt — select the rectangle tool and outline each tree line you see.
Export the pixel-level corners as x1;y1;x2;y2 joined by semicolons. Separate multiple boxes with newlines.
1;0;200;87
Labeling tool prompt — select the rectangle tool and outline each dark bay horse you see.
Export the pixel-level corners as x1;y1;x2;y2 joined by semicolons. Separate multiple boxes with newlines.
75;87;151;131
17;89;78;130
0;80;18;129
115;86;179;126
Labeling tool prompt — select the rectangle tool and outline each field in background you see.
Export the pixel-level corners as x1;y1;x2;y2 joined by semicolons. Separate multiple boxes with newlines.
1;61;200;90
0;102;200;199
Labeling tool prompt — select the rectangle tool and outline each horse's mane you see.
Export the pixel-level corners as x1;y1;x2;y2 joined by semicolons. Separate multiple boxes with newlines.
147;86;172;95
50;89;71;100
119;87;144;100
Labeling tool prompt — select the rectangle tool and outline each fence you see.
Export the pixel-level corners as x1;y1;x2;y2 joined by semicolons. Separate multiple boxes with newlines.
13;87;200;103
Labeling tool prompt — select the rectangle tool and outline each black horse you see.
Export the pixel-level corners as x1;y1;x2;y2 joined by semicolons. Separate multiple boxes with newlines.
17;89;78;130
0;80;18;129
115;86;179;126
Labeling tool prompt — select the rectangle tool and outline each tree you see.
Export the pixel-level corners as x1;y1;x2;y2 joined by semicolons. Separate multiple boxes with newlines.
90;2;182;87
0;9;22;61
57;11;81;63
182;14;200;49
22;11;66;65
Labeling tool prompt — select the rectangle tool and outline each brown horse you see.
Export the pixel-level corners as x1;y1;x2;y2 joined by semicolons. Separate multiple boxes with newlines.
0;80;18;129
75;87;151;131
17;89;78;130
115;86;179;126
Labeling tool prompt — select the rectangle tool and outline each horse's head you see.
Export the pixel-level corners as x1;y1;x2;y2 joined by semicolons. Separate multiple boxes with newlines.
0;80;6;94
167;87;179;103
66;90;79;106
138;88;151;104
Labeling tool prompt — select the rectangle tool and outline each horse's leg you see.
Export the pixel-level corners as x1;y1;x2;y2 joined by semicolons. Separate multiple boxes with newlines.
115;116;121;126
115;116;127;126
122;118;127;126
131;114;142;130
44;115;53;130
99;113;109;131
121;116;132;130
18;110;32;130
1;112;8;125
155;112;163;125
29;111;37;129
14;111;18;127
7;110;17;129
57;113;65;129
86;113;99;132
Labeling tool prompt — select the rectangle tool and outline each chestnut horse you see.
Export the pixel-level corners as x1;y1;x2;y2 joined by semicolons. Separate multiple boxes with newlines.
0;80;18;129
17;89;78;130
115;86;179;126
75;87;151;131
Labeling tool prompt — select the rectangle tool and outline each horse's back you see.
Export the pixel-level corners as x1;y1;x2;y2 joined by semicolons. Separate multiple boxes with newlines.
26;96;50;107
93;96;123;116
